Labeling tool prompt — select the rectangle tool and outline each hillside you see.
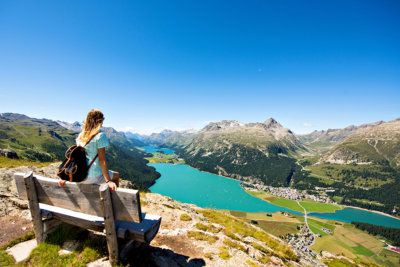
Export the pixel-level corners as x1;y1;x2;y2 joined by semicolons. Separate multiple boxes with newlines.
0;113;159;189
164;118;306;187
297;120;384;154
294;118;400;215
0;164;347;267
321;118;400;167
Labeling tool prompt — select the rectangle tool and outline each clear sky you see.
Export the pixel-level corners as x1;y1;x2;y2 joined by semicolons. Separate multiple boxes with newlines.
1;0;399;134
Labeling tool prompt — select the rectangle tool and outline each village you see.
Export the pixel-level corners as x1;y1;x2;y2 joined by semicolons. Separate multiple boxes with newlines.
240;181;336;204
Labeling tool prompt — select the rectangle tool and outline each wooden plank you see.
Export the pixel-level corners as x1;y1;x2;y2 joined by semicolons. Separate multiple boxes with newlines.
100;183;119;264
115;214;161;243
24;172;45;243
14;173;142;223
39;203;160;243
43;218;62;236
41;210;105;232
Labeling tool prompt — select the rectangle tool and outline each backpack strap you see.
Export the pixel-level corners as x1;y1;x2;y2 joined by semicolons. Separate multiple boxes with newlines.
88;154;98;170
84;132;100;170
84;132;100;147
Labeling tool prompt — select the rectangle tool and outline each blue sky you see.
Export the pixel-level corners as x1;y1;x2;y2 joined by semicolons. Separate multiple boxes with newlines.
1;0;399;134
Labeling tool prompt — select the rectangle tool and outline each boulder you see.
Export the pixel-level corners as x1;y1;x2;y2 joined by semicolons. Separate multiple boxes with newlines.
0;149;19;159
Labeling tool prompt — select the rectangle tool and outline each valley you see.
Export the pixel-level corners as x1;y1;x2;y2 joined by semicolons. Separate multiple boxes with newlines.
1;113;400;266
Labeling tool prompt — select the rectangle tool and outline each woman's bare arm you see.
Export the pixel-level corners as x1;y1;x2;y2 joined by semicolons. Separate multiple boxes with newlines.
98;147;117;191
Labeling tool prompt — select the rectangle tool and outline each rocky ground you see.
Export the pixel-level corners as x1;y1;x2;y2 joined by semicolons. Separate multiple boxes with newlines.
0;163;350;266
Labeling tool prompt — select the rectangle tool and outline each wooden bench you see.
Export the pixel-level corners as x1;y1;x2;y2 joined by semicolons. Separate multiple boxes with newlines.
14;171;161;264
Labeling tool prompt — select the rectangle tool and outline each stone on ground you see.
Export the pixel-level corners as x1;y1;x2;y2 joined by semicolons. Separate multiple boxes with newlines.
6;239;37;262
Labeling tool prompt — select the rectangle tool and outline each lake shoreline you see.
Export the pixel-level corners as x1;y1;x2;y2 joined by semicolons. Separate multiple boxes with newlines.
151;162;400;223
144;146;400;228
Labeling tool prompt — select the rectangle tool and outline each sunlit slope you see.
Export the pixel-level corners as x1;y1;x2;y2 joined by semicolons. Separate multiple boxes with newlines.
170;118;307;186
0;113;160;189
322;118;400;167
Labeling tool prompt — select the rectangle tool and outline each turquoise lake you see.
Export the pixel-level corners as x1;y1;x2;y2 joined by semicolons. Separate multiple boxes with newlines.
149;163;301;214
140;146;174;155
149;163;400;229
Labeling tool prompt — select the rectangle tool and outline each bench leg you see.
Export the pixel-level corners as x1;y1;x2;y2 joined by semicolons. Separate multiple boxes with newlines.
100;184;119;264
24;172;45;243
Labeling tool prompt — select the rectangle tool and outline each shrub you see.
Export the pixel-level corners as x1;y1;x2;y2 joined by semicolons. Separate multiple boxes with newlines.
195;223;222;233
223;238;247;253
218;246;231;260
187;231;218;244
203;252;213;259
180;213;192;221
246;259;261;267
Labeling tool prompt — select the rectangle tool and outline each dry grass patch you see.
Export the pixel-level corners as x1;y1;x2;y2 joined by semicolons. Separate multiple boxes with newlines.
218;246;231;260
246;259;261;267
194;223;222;233
199;209;298;262
187;231;218;244
223;238;247;253
203;252;213;259
180;213;192;221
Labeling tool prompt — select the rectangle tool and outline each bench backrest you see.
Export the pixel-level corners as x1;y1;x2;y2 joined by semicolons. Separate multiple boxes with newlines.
14;173;142;223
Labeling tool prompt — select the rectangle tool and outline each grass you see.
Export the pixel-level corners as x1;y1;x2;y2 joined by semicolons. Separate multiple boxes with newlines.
323;258;358;267
0;224;107;267
246;259;261;267
180;213;192;221
203;252;213;259
308;163;396;189
223;238;247;253
218;246;231;260
187;231;218;244
257;221;302;237
246;189;342;213
194;223;222;233
144;153;185;164
300;201;342;213
0;231;35;266
311;221;400;266
307;218;335;236
270;198;303;213
0;155;53;168
199;209;298;262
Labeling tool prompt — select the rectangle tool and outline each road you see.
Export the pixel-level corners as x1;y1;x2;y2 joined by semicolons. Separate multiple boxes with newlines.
297;201;316;247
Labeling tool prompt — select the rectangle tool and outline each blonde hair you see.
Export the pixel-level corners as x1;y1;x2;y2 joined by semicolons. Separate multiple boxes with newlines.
77;109;104;145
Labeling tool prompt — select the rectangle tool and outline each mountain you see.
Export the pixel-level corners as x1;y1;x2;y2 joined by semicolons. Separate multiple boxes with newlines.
124;131;147;142
293;118;400;215
0;113;77;161
297;120;384;153
163;118;306;187
56;120;83;132
321;118;400;167
140;129;174;144
0;113;159;189
160;129;198;149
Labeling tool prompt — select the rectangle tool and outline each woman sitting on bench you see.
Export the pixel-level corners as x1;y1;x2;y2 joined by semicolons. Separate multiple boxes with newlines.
76;109;119;192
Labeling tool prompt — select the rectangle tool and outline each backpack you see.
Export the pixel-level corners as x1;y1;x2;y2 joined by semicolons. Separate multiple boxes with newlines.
57;133;99;182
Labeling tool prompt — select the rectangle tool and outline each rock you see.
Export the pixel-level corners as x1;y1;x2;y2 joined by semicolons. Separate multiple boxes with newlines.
6;239;37;262
0;149;19;159
58;240;80;255
87;257;111;267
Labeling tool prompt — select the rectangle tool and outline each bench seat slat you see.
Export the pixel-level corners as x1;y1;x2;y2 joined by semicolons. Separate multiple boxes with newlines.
39;203;161;243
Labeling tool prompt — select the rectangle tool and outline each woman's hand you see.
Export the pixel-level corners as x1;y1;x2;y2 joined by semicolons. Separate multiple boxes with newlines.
107;180;117;192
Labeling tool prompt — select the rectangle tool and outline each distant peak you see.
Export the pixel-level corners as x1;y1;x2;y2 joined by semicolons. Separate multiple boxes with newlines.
264;118;277;126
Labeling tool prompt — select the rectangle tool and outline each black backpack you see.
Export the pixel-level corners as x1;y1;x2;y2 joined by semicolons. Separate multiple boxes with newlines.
57;133;99;182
